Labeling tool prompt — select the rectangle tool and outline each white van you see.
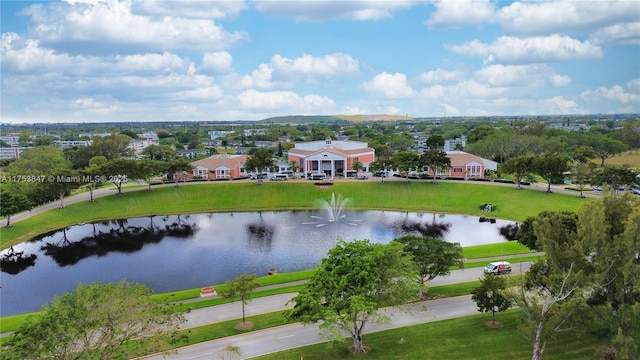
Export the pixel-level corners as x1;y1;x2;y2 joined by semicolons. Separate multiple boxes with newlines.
308;173;326;181
483;261;512;275
270;174;288;181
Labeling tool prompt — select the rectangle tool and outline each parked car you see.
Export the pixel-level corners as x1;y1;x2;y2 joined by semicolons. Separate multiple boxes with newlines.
270;174;288;181
373;171;388;177
308;173;327;181
250;173;268;180
484;261;512;275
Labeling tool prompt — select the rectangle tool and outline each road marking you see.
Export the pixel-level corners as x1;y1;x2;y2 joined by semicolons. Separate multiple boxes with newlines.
277;334;296;339
188;352;213;359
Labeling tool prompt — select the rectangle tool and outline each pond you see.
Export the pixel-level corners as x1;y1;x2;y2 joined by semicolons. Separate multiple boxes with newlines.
0;209;517;316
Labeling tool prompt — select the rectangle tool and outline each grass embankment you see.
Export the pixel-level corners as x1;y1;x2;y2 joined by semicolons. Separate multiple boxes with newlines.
251;310;605;360
0;181;589;248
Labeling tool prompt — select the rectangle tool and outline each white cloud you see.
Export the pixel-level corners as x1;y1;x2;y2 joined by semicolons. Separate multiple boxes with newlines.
22;0;247;54
590;22;640;46
474;64;571;88
131;0;247;19
419;68;466;83
270;53;360;76
200;51;233;74
236;89;335;111
363;72;416;98
253;0;416;21
448;35;603;64
239;64;274;89
580;78;640;108
496;0;639;36
550;74;571;88
70;96;120;115
425;0;496;28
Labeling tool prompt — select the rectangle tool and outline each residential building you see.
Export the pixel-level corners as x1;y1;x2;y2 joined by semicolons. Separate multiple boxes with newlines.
55;140;91;149
0;147;30;159
444;136;467;151
440;151;497;178
189;154;249;180
287;138;375;178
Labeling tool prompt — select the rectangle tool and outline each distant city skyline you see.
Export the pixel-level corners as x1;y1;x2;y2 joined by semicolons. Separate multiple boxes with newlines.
1;0;639;124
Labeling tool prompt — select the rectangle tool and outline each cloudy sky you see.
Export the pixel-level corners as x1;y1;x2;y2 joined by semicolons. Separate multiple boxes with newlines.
1;0;639;123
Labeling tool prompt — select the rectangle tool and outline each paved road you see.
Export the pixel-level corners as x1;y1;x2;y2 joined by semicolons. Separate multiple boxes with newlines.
141;263;532;359
143;295;479;360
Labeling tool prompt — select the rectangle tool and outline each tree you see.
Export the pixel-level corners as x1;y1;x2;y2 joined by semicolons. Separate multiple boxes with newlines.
389;151;419;181
533;152;569;193
3;281;185;360
100;158;139;195
46;167;82;209
244;148;274;174
570;162;596;198
218;274;259;326
396;235;463;298
137;159;164;191
577;193;640;357
419;149;451;183
163;158;193;186
425;134;445;150
472;273;511;326
351;159;363;173
90;133;133;160
515;211;578;252
0;188;32;227
142;144;177;161
286;240;418;353
502;155;535;190
592;166;639;194
591;135;627;167
514;264;584;360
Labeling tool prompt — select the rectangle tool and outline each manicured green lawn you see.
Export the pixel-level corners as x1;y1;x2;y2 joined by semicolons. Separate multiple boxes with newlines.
251;310;605;360
0;181;589;248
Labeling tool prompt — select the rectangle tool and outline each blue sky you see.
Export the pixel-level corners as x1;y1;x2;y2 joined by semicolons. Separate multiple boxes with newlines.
1;0;639;123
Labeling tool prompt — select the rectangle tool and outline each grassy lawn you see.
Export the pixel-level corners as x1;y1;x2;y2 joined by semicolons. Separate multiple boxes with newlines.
0;181;590;248
251;310;605;360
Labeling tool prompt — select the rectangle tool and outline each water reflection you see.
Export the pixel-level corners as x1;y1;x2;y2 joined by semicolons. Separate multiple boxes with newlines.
0;211;515;316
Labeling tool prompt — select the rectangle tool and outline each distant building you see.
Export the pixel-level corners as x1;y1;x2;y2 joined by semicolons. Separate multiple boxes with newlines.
0;134;20;147
189;154;249;180
287;138;375;177
55;140;91;149
0;147;30;159
444;136;467;151
439;151;497;178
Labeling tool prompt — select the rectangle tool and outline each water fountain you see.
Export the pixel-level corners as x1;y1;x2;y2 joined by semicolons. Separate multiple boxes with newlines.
305;193;361;227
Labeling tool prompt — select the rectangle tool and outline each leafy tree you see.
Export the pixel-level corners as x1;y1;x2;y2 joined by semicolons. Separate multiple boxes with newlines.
351;159;363;173
0;188;32;227
501;155;535;189
533;152;569;193
33;135;55;146
396;235;463;298
577;193;640;356
591;135;627;167
571;162;596;198
142;144;177;161
218;274;259;325
515;211;578;251
287;160;300;174
100;159;139;195
472;273;511;326
244;148;274;174
137;159;164;191
3;281;185;360
513;264;584;360
46;167;82;209
389;151;419;181
419;149;451;183
286;240;418;353
90;133;133;160
592;166;639;194
163;158;193;186
425;134;445;149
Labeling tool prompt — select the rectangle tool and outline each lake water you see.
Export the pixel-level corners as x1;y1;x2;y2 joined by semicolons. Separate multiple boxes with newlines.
0;210;516;316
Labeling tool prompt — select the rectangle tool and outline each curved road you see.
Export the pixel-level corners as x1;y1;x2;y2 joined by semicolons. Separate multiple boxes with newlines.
141;262;532;359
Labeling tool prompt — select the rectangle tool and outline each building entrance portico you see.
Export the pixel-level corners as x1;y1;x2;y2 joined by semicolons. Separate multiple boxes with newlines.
288;138;375;178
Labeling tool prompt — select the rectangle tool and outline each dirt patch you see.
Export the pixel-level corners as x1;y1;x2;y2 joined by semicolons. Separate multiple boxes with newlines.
485;320;503;328
234;321;254;330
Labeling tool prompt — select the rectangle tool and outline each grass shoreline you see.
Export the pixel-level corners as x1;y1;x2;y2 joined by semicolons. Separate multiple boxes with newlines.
0;181;589;248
